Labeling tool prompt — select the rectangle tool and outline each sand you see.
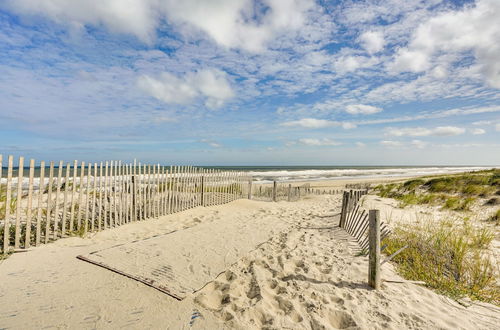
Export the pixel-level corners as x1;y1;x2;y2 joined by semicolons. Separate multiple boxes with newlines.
1;192;499;329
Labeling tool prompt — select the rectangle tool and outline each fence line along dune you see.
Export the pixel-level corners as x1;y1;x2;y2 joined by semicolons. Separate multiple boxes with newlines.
0;154;338;254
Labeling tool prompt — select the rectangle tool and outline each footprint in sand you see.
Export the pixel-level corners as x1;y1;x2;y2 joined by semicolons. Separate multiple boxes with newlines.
327;310;358;329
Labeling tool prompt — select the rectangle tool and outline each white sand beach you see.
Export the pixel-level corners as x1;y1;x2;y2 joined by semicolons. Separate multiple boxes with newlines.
1;190;499;329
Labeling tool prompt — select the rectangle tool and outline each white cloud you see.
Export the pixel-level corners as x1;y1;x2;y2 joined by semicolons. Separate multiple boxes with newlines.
3;0;316;52
355;142;366;147
359;31;385;54
341;122;357;129
280;118;339;129
496;123;500;132
472;120;492;126
360;106;500;126
411;139;427;149
345;104;382;115
298;138;341;146
200;139;221;148
433;126;466;136
386;126;465;137
333;55;379;73
280;118;356;130
3;0;158;42
380;140;402;147
471;128;486;135
390;0;500;88
137;68;233;108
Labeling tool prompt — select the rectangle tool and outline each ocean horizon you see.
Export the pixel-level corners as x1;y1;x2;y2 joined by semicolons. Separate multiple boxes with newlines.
2;165;497;185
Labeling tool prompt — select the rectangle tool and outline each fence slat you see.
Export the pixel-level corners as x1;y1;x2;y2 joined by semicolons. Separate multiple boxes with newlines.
368;209;381;289
132;160;137;222
77;161;85;231
45;161;54;244
98;162;103;231
162;166;167;215
35;161;45;247
69;160;78;233
91;163;97;231
25;158;35;248
14;156;24;249
82;163;90;233
61;162;71;237
3;155;13;252
103;161;108;229
125;163;130;223
153;164;158;218
53;160;63;240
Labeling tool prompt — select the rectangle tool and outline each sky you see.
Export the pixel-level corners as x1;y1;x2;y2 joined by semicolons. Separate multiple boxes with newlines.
0;0;499;166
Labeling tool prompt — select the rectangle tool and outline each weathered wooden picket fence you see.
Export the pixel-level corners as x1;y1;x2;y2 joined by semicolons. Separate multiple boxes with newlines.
338;189;391;254
338;189;395;289
0;154;252;253
250;181;342;202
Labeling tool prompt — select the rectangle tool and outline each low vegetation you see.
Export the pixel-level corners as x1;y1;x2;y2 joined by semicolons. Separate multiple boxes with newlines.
384;219;500;305
374;169;500;211
487;209;500;226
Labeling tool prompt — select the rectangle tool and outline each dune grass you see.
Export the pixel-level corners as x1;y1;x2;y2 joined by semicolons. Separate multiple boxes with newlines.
488;209;500;226
384;219;499;305
374;169;500;210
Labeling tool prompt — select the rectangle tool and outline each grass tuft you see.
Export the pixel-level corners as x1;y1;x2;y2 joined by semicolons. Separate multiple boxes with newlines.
384;220;499;305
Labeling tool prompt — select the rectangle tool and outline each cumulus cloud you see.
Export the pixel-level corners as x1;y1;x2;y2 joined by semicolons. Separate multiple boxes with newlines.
345;104;382;115
298;138;341;146
137;68;233;108
358;31;385;54
2;0;158;42
386;126;465;137
333;55;379;74
471;128;486;135
3;0;315;52
390;0;500;88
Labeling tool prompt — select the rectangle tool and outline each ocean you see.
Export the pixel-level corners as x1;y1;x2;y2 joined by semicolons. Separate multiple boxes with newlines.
0;165;496;186
204;166;496;183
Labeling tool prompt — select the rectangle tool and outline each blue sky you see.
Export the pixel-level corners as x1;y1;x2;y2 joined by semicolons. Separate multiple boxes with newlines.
0;0;499;165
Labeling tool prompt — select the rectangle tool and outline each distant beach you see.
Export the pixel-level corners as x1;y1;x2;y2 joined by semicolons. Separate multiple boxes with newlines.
217;166;496;183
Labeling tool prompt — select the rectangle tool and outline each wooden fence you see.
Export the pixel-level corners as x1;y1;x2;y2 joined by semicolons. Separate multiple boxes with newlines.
250;181;342;202
338;189;391;254
338;189;394;289
0;155;252;253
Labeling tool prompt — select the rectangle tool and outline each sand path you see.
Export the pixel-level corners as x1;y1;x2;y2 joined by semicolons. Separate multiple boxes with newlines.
1;195;499;329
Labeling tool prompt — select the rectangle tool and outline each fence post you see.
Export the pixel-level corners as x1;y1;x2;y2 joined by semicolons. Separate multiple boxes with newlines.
287;184;291;202
272;181;277;202
200;175;205;206
368;209;381;290
247;179;252;200
339;191;348;227
131;174;137;220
